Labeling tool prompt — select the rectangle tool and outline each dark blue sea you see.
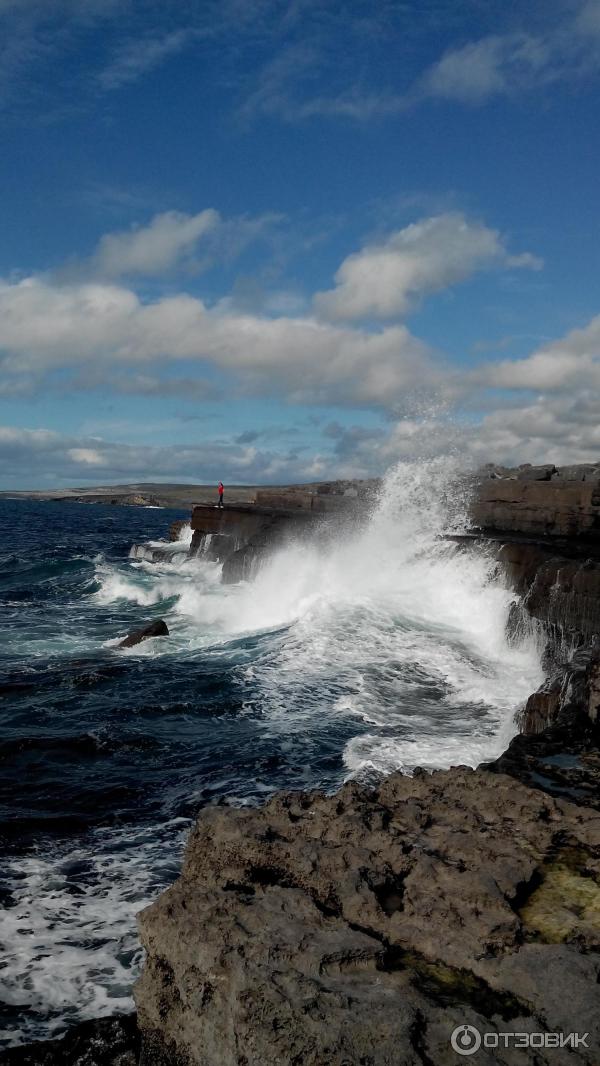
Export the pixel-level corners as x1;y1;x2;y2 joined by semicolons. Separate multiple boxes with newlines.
0;465;543;1046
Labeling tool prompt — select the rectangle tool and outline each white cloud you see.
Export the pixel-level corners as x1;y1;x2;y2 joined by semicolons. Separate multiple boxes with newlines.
0;274;440;409
421;37;511;104
64;207;282;280
419;34;554;105
476;314;600;391
67;447;103;465
239;3;600;122
314;214;541;322
89;209;220;278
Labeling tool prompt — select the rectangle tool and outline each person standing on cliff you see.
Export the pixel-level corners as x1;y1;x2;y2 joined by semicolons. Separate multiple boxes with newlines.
217;481;224;508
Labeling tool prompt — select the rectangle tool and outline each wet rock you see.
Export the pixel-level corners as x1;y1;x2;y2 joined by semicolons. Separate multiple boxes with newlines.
0;1015;139;1066
495;543;600;643
168;520;188;542
189;530;237;563
221;541;267;583
520;647;600;736
490;648;600;807
134;770;600;1065
118;620;169;649
519;675;563;734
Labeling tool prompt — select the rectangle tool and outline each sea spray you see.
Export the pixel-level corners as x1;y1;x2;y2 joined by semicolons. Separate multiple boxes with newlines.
0;468;544;1046
94;457;545;773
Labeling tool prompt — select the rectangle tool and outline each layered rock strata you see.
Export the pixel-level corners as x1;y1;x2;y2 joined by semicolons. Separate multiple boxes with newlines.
189;480;376;583
472;462;600;540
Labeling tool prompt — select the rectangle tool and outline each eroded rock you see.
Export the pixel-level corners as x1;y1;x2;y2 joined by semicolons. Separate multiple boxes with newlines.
134;769;600;1065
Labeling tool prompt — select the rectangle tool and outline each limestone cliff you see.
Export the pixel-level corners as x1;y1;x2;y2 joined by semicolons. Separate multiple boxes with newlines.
130;463;600;1066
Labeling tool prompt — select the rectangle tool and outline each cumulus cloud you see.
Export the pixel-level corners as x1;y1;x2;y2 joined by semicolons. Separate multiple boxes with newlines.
314;214;541;322
0;274;440;409
475;314;600;391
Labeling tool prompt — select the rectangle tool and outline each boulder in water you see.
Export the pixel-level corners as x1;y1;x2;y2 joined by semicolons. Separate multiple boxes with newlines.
118;619;169;649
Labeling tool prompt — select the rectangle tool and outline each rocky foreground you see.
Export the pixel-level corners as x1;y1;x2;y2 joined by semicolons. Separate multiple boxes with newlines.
135;778;600;1065
4;463;600;1066
132;634;600;1066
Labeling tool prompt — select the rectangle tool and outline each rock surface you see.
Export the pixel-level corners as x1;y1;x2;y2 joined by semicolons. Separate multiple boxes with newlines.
118;619;169;649
134;768;600;1066
472;464;600;539
488;648;600;807
189;498;367;584
168;520;188;542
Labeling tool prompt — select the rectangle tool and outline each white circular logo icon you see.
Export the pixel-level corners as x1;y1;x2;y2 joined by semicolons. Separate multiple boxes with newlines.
451;1025;482;1056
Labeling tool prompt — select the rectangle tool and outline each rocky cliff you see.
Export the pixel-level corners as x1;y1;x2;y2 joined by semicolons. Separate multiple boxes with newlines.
7;464;600;1066
129;463;600;1066
471;462;600;648
189;480;377;583
472;461;600;539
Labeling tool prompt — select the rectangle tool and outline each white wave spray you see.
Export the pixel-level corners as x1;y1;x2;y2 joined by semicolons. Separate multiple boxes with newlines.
97;457;544;775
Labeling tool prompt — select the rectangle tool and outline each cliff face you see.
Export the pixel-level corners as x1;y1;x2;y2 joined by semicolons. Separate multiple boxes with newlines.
471;464;600;646
130;463;600;1066
189;481;377;583
472;462;600;539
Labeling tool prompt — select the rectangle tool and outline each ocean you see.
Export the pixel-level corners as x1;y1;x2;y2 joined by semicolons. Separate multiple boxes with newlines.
0;461;543;1047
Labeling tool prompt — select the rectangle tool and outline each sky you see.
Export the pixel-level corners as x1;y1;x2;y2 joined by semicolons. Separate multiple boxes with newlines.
1;0;600;487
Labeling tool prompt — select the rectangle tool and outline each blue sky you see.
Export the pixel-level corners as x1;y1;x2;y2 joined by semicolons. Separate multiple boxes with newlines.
1;0;600;487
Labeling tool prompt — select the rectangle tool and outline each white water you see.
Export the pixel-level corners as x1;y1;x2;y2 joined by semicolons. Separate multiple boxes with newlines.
95;458;544;774
1;459;545;1047
1;820;189;1045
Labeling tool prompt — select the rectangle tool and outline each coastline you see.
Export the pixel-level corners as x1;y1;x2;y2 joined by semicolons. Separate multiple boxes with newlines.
3;464;600;1065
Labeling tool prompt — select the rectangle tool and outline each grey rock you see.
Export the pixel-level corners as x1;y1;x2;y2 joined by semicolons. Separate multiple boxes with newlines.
516;464;556;481
552;464;600;483
471;476;600;539
134;770;600;1066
